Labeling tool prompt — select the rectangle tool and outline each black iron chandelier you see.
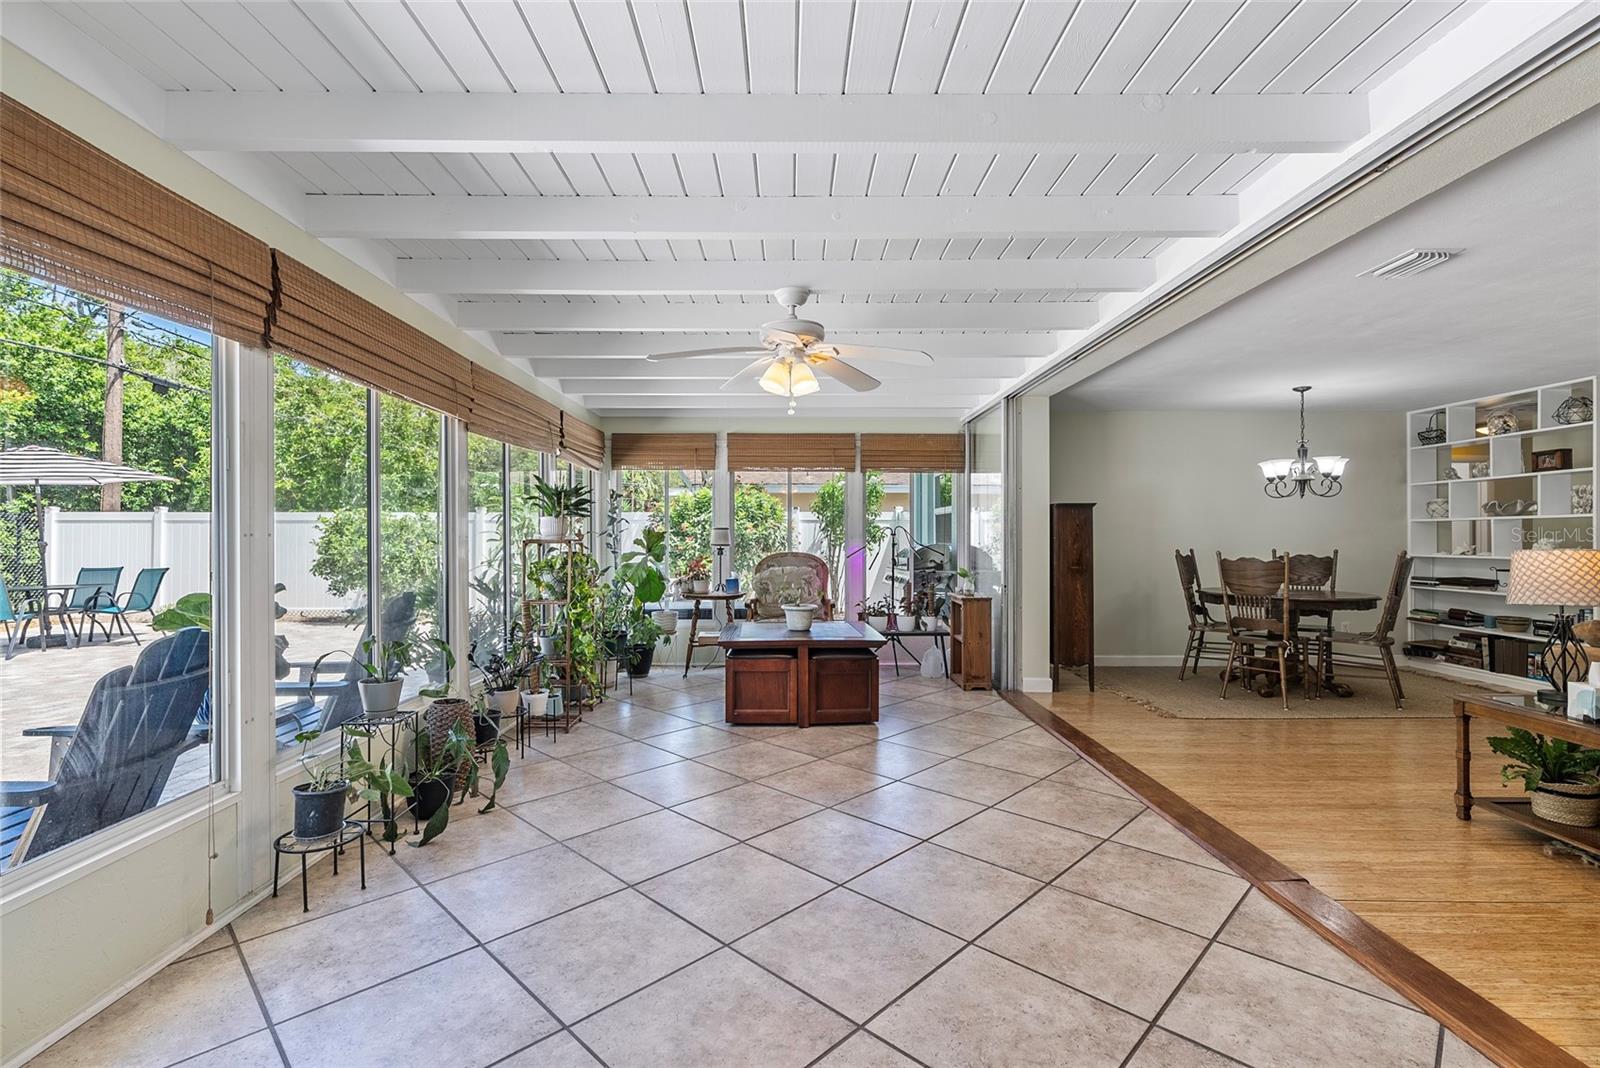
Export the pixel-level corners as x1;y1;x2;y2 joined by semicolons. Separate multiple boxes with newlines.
1258;386;1348;499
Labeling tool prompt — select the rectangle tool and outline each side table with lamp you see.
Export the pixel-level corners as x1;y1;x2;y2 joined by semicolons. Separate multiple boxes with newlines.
1505;548;1600;706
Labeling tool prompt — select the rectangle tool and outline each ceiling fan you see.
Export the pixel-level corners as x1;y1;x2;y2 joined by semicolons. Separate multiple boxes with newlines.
644;287;935;413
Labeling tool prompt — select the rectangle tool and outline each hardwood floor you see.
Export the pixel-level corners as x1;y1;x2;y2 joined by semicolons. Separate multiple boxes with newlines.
1040;679;1600;1066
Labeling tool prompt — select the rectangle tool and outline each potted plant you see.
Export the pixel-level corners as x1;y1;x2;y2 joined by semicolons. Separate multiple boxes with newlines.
859;595;898;632
341;725;414;845
684;560;711;595
290;730;349;840
522;661;553;718
529;476;593;540
1487;727;1600;827
955;566;975;594
405;711;511;848
472;636;529;719
617;529;670;677
356;636;413;714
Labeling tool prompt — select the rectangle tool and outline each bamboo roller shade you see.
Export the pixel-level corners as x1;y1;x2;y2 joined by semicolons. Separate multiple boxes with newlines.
467;362;559;453
561;412;605;470
0;96;272;345
860;434;965;471
727;433;856;470
609;433;717;470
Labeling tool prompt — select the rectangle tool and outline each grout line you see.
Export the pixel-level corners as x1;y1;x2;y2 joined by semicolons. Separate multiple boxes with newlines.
227;926;291;1067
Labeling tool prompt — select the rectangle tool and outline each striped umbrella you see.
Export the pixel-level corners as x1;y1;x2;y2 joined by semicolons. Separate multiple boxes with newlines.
0;445;175;586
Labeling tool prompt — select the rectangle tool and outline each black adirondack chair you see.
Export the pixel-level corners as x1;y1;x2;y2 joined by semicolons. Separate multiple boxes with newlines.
273;592;418;746
1;627;211;870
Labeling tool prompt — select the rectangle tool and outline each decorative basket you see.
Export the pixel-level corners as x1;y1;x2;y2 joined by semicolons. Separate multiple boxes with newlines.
1553;394;1593;426
1530;781;1600;827
425;698;475;792
1416;410;1447;445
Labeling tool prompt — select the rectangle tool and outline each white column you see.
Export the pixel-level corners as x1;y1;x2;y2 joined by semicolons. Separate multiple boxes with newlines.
712;434;731;586
845;462;865;623
1013;395;1054;693
444;419;470;691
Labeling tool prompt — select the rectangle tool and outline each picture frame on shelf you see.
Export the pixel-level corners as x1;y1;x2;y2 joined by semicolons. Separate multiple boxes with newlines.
1532;448;1574;472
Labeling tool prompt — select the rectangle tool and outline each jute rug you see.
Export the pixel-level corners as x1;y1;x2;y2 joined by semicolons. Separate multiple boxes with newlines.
1084;666;1503;720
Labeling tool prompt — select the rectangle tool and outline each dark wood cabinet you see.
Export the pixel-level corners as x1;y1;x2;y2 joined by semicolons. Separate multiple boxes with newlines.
1050;503;1095;691
948;594;992;691
725;653;798;724
808;652;879;725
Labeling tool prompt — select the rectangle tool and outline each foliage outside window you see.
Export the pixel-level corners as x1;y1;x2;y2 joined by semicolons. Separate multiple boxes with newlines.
467;432;508;659
378;394;445;706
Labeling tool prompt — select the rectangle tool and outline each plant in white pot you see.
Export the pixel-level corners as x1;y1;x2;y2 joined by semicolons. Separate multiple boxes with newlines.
1488;727;1600;827
522;661;553;719
471;635;531;719
355;636;414;714
529;476;593;540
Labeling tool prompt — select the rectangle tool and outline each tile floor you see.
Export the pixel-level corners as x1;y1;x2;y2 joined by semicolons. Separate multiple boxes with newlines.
28;670;1494;1068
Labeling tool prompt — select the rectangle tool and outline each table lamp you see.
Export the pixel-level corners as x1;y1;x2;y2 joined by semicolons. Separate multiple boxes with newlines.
710;526;731;589
1506;549;1600;704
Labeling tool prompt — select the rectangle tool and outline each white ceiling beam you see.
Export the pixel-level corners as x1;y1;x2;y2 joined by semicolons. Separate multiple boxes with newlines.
461;302;1096;331
582;394;975;410
305;195;1236;241
165;93;1368;154
524;356;1032;380
396;258;1155;296
559;377;1014;395
500;333;1057;359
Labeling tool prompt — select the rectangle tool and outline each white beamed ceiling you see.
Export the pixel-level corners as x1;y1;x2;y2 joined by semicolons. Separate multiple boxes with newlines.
8;0;1506;421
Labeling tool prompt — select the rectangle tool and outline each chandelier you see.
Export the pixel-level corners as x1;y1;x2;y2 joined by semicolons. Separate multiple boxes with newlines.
1258;386;1349;499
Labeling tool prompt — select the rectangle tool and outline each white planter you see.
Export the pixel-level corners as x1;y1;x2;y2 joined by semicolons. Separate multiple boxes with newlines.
358;678;403;714
539;516;569;540
783;604;817;632
538;634;558;658
689;579;710;594
521;690;548;718
488;689;520;717
652;609;679;634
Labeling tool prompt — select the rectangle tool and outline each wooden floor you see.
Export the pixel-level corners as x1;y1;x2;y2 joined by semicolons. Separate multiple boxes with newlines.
1042;678;1599;1066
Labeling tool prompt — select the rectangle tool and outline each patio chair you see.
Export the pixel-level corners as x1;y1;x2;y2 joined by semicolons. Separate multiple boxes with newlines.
0;576;49;660
1;627;210;870
63;566;123;645
273;592;417;746
86;567;168;645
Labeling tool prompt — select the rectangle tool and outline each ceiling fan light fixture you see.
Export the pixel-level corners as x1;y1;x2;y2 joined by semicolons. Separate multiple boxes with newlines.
758;360;792;397
788;361;820;396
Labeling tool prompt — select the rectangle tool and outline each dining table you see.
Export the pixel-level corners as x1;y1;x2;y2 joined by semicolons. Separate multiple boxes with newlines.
1197;586;1381;697
5;582;101;651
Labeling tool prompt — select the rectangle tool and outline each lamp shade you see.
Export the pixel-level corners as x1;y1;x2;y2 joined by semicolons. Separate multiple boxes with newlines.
1258;459;1292;479
1506;549;1600;607
710;526;731;546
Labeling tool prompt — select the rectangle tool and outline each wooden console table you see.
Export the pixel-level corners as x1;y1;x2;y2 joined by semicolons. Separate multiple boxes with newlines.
1454;692;1600;854
720;621;886;727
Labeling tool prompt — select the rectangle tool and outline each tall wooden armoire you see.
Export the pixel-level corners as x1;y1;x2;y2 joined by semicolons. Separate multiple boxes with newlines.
1050;503;1095;691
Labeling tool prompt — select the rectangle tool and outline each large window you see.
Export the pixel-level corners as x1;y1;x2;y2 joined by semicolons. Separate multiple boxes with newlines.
0;269;217;869
614;467;715;593
468;433;509;660
866;469;956;615
731;468;846;605
379;394;445;707
732;469;790;580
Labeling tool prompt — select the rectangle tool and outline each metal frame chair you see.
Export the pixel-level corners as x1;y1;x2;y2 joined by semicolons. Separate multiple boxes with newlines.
63;566;123;645
86;566;168;645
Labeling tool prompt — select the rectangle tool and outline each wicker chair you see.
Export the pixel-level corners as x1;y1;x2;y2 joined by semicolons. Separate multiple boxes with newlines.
1313;551;1413;710
746;552;834;622
1217;554;1312;710
1174;549;1229;680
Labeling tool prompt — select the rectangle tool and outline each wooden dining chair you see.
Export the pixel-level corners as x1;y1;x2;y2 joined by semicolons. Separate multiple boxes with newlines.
1174;549;1229;680
1313;551;1414;710
1217;554;1308;711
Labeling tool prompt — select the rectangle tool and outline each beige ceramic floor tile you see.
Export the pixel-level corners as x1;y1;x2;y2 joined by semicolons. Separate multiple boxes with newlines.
736;889;962;1022
427;842;625;941
175;925;233;962
494;1031;604;1067
391;806;555;883
1006;724;1077;751
759;760;891;805
997;780;1146;838
1441;1030;1497;1068
1125;1029;1241;1068
489;889;718;1024
565;809;736;883
870;947;1146;1068
233;846;413;942
930;809;1099;882
166;1030;283;1068
935;709;1032;738
695;740;815;777
980;886;1208;1019
1054;843;1247;937
573;949;852;1068
498;759;603;804
835;781;985;839
751;810;919;883
28;948;265;1068
525;724;628;757
647;724;748;758
242;887;473;1021
1219;890;1410;1006
960;738;1079;778
638;843;831;941
886;723;992;757
904;758;1037;804
561;739;681;779
770;727;880;758
1110;810;1234;874
1049;760;1138;800
873;702;963;726
274;949;557;1065
813;1032;923;1067
584;707;695;739
511;781;661;841
1159;945;1440;1068
667;700;730;724
847;844;1041;939
827;741;949;778
672;782;822;839
610;760;746;806
833;716;921;741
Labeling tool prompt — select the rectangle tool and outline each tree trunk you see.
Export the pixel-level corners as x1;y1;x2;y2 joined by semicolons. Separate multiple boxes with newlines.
100;303;126;511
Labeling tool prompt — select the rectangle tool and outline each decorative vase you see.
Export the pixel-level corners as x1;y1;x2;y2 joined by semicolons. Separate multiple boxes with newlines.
1552;395;1593;425
1529;781;1600;827
292;782;348;839
1469;462;1491;478
539;515;570;539
358;678;403;714
1573;484;1594;515
1484;407;1519;436
652;609;679;634
782;603;817;631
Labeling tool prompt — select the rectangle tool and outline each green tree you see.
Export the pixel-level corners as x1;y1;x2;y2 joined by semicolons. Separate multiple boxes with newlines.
730;483;788;577
810;473;886;603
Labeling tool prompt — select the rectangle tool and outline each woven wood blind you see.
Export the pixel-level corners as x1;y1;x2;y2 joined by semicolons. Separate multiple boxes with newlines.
0;96;272;345
271;253;472;417
727;433;856;471
610;433;716;470
466;362;558;452
561;412;604;470
860;434;965;472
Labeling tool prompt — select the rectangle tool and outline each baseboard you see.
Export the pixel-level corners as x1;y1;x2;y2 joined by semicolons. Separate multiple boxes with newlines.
1020;676;1054;693
1095;655;1184;667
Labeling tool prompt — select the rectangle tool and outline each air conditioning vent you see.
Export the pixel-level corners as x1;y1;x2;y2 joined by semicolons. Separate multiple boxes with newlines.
1361;248;1458;278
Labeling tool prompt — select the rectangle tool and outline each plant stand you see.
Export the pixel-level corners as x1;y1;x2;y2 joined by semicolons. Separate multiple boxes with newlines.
521;535;600;737
272;820;365;913
339;710;420;854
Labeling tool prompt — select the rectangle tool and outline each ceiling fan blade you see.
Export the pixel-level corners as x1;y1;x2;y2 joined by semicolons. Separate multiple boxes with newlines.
719;355;775;391
819;343;935;367
810;356;880;392
646;347;765;361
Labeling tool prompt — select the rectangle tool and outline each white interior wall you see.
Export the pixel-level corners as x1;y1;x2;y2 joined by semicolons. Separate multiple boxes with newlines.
1048;406;1405;664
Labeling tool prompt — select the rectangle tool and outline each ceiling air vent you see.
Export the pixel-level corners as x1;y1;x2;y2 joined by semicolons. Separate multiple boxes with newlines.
1361;248;1458;278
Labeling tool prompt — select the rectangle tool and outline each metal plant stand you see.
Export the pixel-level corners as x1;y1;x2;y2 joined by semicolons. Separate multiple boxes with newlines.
339;709;420;854
521;535;600;738
272;820;365;913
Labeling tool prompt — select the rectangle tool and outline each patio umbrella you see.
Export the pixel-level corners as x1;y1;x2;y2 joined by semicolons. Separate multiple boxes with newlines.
0;445;175;586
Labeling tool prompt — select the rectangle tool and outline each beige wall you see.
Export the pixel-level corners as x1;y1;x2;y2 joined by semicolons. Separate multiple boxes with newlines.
1049;406;1405;662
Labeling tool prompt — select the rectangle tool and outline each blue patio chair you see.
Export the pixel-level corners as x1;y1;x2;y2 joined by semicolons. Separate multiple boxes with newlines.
273;592;417;746
1;627;210;870
63;566;123;646
87;566;168;646
0;575;57;660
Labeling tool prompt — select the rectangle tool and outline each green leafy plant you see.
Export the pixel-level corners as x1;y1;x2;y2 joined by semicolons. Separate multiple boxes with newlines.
529;475;592;521
417;637;456;700
357;636;414;683
292;730;346;791
151;591;212;632
341;725;413;844
1487;728;1600;792
406;699;511;847
618;528;668;606
472;631;532;693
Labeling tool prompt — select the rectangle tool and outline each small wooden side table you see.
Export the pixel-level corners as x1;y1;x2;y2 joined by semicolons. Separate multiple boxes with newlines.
682;591;744;677
1454;693;1600;855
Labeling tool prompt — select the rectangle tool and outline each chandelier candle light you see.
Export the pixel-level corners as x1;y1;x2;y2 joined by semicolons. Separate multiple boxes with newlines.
1505;548;1600;705
1259;386;1349;499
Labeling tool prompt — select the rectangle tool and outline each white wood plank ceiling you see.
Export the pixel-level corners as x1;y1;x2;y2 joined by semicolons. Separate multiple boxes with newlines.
13;0;1489;420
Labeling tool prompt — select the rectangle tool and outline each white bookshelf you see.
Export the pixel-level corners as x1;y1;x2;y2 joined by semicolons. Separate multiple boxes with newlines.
1403;376;1596;688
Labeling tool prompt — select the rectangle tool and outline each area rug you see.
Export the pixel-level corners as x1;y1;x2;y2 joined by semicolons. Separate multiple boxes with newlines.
1083;666;1503;721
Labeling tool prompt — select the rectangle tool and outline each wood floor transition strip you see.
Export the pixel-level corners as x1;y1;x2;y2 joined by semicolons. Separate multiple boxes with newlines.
1002;689;1584;1068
